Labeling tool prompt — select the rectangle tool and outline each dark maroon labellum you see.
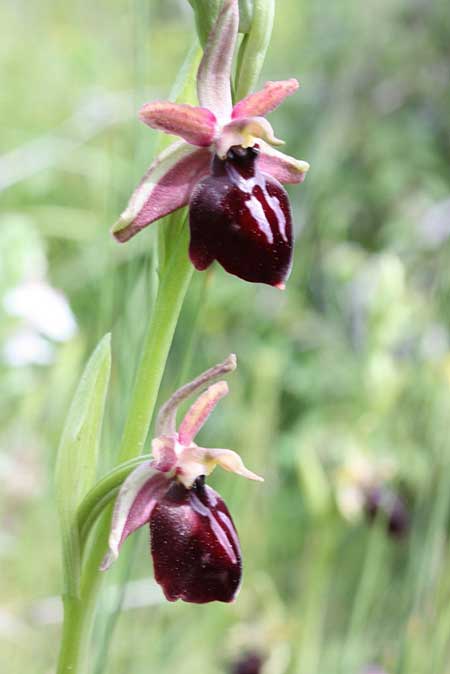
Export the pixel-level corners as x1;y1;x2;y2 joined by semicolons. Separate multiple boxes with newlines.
189;145;293;287
149;476;242;603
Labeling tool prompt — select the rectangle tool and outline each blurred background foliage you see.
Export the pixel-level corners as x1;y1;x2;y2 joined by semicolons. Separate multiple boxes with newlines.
1;0;450;672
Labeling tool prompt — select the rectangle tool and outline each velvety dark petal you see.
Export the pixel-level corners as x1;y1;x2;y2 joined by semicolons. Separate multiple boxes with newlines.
149;477;241;603
189;146;293;287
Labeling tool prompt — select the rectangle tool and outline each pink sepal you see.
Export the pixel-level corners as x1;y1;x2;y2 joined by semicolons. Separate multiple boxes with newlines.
232;79;299;119
258;140;310;184
100;463;169;570
112;141;211;243
156;354;236;437
178;381;229;446
197;0;238;124
139;101;217;147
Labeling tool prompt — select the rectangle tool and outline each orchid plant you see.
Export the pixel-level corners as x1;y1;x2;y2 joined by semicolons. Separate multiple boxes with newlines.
113;0;309;287
55;2;308;672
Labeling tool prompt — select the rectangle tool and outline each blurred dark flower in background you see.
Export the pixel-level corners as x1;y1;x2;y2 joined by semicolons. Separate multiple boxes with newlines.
364;485;410;539
230;651;264;674
335;453;410;539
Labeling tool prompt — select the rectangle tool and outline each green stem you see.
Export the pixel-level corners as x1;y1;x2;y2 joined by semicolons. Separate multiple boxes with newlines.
57;505;113;674
118;218;193;462
56;221;193;674
57;572;101;674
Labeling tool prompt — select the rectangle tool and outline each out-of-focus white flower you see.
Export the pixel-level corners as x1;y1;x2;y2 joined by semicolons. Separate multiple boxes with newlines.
3;281;77;342
336;483;366;521
0;608;30;639
0;214;47;290
3;330;54;367
0;451;42;499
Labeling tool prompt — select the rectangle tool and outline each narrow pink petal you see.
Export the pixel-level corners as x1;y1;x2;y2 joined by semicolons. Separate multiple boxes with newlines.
139;101;217;147
258;140;310;184
232;79;299;119
100;463;169;570
197;0;238;124
156;354;236;436
112;141;211;243
178;381;229;446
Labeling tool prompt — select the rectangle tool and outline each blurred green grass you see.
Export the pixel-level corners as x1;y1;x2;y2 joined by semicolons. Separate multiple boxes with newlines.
1;0;450;673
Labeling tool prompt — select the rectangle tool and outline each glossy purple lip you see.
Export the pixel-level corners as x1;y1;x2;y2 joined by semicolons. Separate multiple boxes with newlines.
189;146;293;287
150;477;242;603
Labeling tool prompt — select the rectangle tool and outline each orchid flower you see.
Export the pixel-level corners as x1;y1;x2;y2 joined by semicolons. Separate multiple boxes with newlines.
101;354;263;604
113;0;309;288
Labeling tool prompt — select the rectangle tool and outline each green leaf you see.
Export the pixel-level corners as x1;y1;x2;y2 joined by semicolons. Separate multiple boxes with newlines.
55;333;112;597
